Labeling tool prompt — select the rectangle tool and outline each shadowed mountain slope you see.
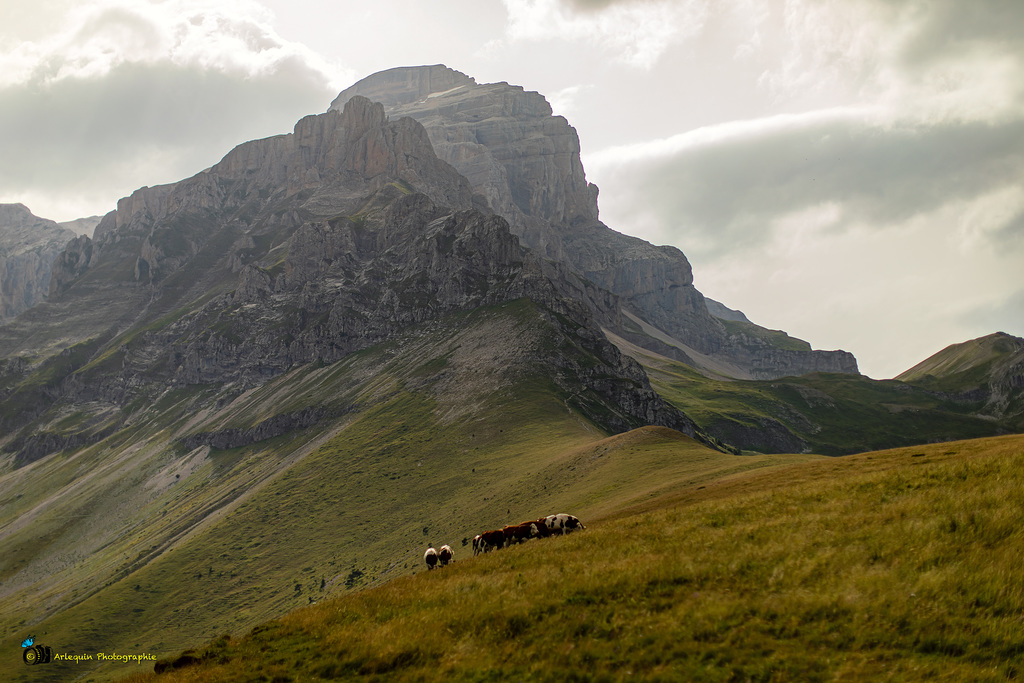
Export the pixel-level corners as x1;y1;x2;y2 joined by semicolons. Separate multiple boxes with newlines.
610;331;1015;454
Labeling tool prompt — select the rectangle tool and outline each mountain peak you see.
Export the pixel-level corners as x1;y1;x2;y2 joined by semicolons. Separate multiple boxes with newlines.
897;332;1024;384
328;66;859;381
330;64;476;110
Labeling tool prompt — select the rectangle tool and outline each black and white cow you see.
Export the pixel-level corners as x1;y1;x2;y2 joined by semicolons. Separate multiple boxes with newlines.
424;547;438;570
544;513;585;535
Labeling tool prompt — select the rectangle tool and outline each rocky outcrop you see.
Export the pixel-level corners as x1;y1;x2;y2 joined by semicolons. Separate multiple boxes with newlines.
0;204;77;322
706;298;750;323
332;65;859;379
332;66;597;260
49;234;95;297
178;406;341;451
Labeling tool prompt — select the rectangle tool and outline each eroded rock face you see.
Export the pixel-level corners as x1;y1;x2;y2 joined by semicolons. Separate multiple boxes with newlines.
332;66;598;258
332;65;859;379
3;90;703;456
0;204;77;322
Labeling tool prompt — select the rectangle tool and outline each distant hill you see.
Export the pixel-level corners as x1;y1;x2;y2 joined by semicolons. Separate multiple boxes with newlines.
897;332;1024;430
609;331;1017;455
58;215;103;237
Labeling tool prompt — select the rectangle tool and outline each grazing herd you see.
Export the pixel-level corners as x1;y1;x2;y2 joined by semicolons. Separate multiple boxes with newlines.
473;513;586;556
424;513;586;569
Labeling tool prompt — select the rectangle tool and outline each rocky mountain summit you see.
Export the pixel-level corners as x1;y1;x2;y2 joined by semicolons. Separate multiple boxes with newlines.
0;204;76;323
0;95;710;465
331;65;858;380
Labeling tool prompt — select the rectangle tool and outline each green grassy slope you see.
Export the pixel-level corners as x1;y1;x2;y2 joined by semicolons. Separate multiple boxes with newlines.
109;433;1024;682
632;344;1007;455
896;332;1023;386
3;413;799;682
0;299;763;683
896;332;1024;431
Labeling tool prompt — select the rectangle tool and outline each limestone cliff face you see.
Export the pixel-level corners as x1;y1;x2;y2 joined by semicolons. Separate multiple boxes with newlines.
332;66;598;259
332;65;859;379
0;204;76;323
4;92;702;455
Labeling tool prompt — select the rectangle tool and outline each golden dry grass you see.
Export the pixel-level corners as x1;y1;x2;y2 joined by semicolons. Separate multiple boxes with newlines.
119;433;1024;682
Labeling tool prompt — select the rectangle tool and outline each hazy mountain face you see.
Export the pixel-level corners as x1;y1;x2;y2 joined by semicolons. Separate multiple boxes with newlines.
332;65;859;380
0;203;76;323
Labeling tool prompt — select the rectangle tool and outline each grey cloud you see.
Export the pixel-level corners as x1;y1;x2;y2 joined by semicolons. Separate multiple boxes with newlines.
612;115;1024;259
563;0;632;11
997;210;1024;246
0;57;334;203
958;286;1024;339
886;0;1024;65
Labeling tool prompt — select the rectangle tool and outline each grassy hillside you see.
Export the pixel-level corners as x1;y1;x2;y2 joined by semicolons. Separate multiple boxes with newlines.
896;332;1023;386
629;343;1008;455
101;433;1024;682
0;299;772;683
896;332;1024;432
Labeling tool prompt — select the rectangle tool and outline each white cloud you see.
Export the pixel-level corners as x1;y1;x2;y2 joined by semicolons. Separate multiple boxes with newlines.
693;191;1024;379
501;0;709;69
0;0;353;221
0;0;349;88
588;109;1024;262
751;0;1024;121
546;84;591;119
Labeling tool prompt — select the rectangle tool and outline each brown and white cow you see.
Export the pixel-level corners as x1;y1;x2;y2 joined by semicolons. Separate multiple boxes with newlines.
502;521;543;545
424;547;438;570
438;544;454;566
545;513;585;535
518;518;552;538
477;529;505;553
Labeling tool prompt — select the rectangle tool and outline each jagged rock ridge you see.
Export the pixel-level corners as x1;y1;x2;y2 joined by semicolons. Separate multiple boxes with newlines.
332;65;858;380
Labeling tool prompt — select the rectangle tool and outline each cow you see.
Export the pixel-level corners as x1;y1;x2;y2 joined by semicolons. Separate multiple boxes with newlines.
502;522;543;546
472;534;482;556
477;529;505;553
519;518;552;537
545;513;585;535
424;547;438;570
438;544;454;566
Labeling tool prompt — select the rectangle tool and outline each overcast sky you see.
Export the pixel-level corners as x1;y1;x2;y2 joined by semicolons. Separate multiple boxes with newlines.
1;0;1021;379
